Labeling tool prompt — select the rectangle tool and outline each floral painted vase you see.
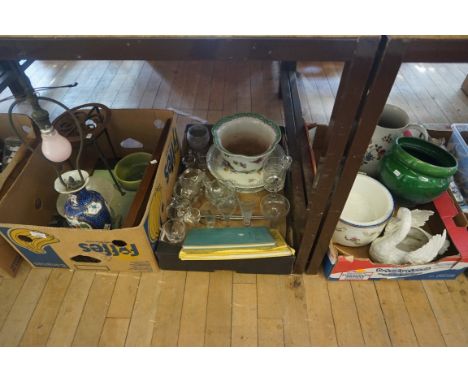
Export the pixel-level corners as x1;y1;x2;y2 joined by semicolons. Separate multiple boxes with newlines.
360;104;428;178
54;170;112;229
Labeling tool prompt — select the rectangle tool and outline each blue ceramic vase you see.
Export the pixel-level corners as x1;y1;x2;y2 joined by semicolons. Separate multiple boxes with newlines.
55;170;112;229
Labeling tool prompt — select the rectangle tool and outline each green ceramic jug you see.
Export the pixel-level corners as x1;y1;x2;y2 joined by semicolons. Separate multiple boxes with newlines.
379;137;458;204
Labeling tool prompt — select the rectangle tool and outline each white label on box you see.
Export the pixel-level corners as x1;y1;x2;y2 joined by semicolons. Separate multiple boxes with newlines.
30;231;47;239
339;272;372;281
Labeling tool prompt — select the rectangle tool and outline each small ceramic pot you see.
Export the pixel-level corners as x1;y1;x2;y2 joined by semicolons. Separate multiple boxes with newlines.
54;170;112;229
332;174;394;247
212;113;281;172
114;152;152;191
447;124;468;198
360;104;429;177
380;137;458;204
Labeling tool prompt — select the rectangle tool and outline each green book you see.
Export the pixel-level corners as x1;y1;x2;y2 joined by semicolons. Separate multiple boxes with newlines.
183;227;276;250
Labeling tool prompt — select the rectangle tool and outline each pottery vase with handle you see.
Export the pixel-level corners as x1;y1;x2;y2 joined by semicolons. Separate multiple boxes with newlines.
360;104;429;178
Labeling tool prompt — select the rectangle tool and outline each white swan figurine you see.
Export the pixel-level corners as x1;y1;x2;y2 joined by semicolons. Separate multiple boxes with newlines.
369;208;450;265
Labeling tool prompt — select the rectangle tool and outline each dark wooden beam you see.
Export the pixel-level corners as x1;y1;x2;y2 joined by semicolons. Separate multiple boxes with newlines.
293;37;381;274
401;37;468;62
306;38;406;274
279;62;307;253
0;36;362;61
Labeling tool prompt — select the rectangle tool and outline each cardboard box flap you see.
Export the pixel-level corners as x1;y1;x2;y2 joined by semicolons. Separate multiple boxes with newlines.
433;191;468;258
0;148;58;226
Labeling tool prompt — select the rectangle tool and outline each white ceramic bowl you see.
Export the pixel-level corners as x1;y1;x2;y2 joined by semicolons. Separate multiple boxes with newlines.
332;174;394;247
212;113;281;172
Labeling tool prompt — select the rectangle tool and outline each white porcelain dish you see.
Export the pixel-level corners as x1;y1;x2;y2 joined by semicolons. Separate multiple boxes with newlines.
206;144;285;193
332;173;394;247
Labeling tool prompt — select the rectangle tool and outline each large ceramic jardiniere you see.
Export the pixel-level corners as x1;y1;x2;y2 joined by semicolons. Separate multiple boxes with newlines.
332;174;394;247
212;113;281;172
360;104;428;178
380;137;458;204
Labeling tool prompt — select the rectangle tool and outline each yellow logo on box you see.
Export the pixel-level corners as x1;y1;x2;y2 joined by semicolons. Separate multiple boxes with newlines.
8;228;59;254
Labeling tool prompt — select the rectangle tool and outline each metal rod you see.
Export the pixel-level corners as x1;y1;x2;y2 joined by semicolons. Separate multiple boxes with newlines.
103;128;118;159
201;214;266;220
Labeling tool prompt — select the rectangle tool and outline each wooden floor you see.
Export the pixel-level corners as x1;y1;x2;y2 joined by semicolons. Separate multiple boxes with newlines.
0;60;468;346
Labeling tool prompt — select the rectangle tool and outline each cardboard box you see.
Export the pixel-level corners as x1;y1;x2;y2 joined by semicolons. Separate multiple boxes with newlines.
0;113;37;278
154;123;295;274
0;109;179;272
324;190;468;280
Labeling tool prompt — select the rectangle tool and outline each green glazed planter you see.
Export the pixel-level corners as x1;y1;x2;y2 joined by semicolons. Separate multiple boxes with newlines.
379;137;458;204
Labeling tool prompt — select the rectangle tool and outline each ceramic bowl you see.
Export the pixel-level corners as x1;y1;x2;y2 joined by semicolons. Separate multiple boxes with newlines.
332;174;394;247
212;113;281;172
114;152;152;191
380;137;458;204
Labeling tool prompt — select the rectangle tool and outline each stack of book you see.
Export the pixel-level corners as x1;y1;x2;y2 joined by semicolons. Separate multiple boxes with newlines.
179;227;295;261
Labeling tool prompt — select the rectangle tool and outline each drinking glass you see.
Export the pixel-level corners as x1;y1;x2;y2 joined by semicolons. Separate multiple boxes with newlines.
215;195;238;226
195;152;208;170
182;149;197;169
174;177;201;202
162;219;186;243
183;207;201;225
204;179;235;203
260;193;290;228
187;124;210;153
180;168;205;185
262;156;293;193
166;197;191;220
200;201;217;228
237;199;257;226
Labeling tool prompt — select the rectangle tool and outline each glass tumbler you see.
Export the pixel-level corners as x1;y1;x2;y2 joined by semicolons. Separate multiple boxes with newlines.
187;124;210;153
183;207;201;225
262;156;292;193
238;199;257;226
174;177;201;202
260;193;290;228
215;195;238;226
200;201;217;228
204;179;235;203
162;219;186;243
166;196;191;220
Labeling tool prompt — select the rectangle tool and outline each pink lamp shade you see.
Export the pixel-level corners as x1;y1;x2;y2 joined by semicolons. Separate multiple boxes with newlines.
41;129;73;163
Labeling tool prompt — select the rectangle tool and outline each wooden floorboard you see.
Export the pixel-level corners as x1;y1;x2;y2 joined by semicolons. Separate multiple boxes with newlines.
374;281;419;346
204;271;233;347
328;281;365;346
20;269;74;346
0;60;467;347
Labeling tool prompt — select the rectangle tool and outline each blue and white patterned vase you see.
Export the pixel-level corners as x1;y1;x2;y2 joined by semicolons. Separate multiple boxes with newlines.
54;170;112;229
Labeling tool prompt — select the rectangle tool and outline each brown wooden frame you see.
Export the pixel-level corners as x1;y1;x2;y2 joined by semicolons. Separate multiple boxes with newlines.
305;36;468;274
0;36;383;274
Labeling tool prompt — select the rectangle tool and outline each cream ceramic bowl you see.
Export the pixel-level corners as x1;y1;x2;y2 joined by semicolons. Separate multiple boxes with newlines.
332;174;394;247
212;113;281;172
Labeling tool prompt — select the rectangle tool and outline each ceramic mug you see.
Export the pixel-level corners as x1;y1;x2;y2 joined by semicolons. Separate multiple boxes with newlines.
360;104;429;177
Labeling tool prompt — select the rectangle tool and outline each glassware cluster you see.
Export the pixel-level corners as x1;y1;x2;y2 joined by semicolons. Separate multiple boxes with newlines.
162;124;293;244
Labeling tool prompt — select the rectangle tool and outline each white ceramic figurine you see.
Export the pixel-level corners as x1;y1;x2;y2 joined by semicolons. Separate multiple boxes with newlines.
369;208;449;265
